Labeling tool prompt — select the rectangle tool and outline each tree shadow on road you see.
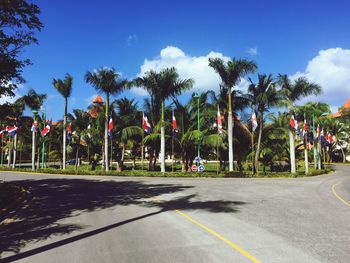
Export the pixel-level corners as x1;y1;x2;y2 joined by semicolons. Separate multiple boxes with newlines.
0;178;246;261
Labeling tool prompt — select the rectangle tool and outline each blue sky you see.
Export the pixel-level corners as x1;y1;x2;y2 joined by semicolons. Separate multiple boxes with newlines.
13;0;350;120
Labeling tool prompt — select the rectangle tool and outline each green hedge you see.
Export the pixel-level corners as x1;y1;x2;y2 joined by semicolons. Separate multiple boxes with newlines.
0;166;334;178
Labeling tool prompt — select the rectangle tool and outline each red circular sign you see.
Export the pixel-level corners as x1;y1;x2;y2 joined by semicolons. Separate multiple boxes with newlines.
191;165;198;172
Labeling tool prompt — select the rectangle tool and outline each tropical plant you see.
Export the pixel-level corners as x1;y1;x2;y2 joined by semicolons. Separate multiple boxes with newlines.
279;74;321;173
209;57;257;171
248;74;281;175
53;73;73;169
21;89;47;170
133;67;193;172
85;67;128;171
111;97;143;171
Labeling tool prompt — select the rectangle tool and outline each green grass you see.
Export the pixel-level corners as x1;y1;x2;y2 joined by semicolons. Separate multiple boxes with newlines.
0;164;334;178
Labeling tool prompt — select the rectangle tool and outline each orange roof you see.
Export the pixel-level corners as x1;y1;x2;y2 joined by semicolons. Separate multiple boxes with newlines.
93;95;104;104
330;98;350;118
343;98;350;108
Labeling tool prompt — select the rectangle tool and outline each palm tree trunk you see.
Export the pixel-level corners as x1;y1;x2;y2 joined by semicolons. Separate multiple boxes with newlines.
7;139;12;168
254;115;263;175
160;101;165;173
105;93;109;171
317;138;322;169
32;129;36;170
289;130;296;173
12;134;17;168
75;144;79;170
37;145;40;170
304;138;309;175
228;112;233;171
228;87;233;171
63;98;67;169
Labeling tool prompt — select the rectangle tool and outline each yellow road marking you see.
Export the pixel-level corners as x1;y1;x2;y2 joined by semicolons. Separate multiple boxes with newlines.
332;183;350;207
174;209;261;263
148;195;261;263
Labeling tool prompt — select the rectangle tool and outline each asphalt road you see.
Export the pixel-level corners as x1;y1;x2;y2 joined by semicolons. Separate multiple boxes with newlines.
0;165;349;263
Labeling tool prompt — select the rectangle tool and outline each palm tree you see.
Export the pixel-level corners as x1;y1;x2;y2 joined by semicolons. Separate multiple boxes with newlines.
209;57;257;171
295;102;331;168
53;73;73;170
22;89;47;170
133;67;193;172
278;75;321;173
248;74;281;175
85;67;128;171
69;109;91;169
112;98;142;171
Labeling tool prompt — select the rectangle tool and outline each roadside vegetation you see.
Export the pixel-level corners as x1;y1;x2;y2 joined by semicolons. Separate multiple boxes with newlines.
0;0;348;179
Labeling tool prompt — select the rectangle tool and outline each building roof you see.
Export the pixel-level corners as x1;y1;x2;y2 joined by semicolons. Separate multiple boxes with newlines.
93;95;104;104
331;98;350;118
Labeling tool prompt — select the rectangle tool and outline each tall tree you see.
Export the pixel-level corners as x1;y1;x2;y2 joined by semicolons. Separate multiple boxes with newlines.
133;67;193;172
279;75;321;173
85;68;128;171
53;73;73;170
112;98;142;171
248;74;281;175
0;0;43;98
209;58;257;171
22;89;46;170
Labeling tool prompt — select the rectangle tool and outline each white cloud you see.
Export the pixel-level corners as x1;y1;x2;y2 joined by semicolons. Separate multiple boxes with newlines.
330;105;339;114
129;87;148;96
134;46;235;96
126;34;138;46
247;47;258;56
292;48;350;108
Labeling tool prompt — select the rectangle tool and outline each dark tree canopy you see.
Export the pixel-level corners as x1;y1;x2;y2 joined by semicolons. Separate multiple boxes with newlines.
0;0;42;98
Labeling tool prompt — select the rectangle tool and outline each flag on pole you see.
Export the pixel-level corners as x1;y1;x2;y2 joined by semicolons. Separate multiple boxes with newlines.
31;120;38;132
320;128;326;145
303;118;308;136
172;110;178;133
217;106;223;134
290;111;302;136
6;126;18;137
328;133;333;144
326;131;333;146
66;122;72;140
143;112;152;133
290;111;298;129
307;131;314;149
251;111;258;132
41;121;51;136
108;117;113;137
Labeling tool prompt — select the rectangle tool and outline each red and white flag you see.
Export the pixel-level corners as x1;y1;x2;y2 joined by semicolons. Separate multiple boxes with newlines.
172;110;178;132
217;106;223;134
251;111;258;132
143;112;152;133
108;117;113;137
303;118;308;136
6;125;18;137
290;111;298;130
41;122;51;136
